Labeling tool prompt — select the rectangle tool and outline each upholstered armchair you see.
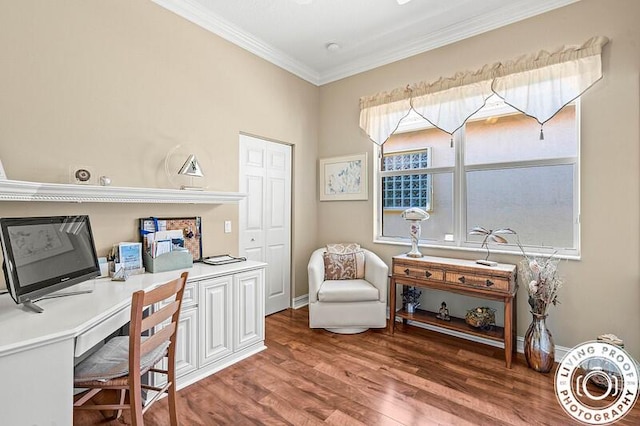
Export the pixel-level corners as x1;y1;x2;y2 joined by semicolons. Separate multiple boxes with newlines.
308;246;389;334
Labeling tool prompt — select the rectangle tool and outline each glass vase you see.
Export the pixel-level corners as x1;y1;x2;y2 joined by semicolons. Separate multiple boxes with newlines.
524;312;555;373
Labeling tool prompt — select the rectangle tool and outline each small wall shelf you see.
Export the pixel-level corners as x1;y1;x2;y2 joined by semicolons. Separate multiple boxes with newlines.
0;179;246;204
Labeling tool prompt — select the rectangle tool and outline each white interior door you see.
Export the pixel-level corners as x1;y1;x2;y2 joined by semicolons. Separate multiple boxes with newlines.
239;134;291;315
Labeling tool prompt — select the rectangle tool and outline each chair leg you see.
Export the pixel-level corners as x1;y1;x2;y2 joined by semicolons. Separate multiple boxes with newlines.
168;380;178;425
129;384;144;426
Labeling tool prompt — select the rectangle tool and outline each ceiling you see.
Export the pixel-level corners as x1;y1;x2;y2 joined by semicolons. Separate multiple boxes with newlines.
153;0;578;86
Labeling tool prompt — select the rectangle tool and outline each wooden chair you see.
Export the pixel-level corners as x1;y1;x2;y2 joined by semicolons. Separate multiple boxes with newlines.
73;271;188;425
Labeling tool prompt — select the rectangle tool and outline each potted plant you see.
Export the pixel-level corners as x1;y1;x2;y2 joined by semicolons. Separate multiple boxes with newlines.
402;286;422;313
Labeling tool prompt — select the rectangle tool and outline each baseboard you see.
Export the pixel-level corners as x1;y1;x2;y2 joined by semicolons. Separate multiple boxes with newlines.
292;294;309;309
390;313;570;362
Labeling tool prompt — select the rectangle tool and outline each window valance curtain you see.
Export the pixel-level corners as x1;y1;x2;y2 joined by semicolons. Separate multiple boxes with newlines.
359;36;608;146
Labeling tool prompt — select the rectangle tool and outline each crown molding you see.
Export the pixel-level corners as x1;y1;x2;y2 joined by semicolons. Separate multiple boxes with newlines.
318;0;580;84
152;0;320;85
153;0;578;86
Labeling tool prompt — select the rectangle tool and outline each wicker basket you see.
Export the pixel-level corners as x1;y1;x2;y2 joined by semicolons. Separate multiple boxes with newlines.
465;307;496;329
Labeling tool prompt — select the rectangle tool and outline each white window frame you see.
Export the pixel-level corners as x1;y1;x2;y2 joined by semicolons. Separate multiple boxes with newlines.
381;147;433;212
373;99;581;260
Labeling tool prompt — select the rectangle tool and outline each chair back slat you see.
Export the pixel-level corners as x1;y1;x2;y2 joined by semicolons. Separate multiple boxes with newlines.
140;323;176;358
141;300;180;333
143;276;186;306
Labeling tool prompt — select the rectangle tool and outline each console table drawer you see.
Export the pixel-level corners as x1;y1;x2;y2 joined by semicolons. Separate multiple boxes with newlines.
393;264;444;281
445;272;509;292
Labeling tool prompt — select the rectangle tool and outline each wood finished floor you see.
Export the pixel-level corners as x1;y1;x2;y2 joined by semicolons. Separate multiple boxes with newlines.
74;307;640;425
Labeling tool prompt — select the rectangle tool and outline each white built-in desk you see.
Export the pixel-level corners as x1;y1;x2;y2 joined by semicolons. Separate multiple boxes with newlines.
0;261;266;425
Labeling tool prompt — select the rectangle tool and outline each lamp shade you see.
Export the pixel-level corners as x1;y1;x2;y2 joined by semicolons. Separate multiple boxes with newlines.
178;154;204;178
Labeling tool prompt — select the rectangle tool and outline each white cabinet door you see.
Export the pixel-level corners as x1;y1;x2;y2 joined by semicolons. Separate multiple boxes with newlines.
173;306;198;378
154;305;198;386
199;276;233;366
234;269;265;351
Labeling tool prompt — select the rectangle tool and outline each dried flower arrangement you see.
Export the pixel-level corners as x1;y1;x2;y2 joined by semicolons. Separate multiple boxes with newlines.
518;250;562;316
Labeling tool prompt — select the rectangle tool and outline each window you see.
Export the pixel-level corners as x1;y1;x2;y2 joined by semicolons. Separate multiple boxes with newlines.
382;149;432;211
376;96;579;257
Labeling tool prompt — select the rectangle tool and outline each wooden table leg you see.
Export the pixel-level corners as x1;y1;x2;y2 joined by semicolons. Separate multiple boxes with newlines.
388;276;396;334
504;296;513;368
512;292;518;357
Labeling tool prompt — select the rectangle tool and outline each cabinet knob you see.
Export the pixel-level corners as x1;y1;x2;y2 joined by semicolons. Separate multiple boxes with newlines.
404;268;410;275
458;276;465;284
425;271;432;278
251;238;255;242
485;279;494;287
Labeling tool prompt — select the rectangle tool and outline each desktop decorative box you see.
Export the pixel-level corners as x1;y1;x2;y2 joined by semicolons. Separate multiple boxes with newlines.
143;250;193;273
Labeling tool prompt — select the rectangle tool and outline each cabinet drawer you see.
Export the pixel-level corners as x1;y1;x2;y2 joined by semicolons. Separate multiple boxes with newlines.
393;264;444;281
182;282;198;307
445;272;510;291
159;281;197;308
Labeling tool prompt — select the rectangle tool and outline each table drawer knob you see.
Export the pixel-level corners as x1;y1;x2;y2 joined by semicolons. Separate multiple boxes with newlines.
486;279;494;287
458;276;465;284
425;271;432;278
404;268;410;275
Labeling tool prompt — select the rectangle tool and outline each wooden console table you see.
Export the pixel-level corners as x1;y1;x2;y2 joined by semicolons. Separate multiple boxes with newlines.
389;254;517;368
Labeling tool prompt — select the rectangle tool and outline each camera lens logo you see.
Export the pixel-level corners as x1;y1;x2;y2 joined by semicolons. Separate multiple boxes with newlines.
555;341;638;424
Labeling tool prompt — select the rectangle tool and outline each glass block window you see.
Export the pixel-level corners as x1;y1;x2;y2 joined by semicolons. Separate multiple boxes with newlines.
381;149;432;211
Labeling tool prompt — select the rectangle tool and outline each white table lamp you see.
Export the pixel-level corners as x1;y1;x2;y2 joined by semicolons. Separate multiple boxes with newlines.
402;207;430;258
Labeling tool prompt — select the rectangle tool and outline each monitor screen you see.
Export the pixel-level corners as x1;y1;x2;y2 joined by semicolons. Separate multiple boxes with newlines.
0;215;100;306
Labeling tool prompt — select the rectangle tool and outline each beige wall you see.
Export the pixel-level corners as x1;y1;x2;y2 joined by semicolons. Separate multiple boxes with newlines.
0;1;319;298
1;0;638;358
319;0;640;358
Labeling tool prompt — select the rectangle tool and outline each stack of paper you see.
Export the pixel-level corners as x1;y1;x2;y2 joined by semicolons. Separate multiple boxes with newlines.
145;229;186;258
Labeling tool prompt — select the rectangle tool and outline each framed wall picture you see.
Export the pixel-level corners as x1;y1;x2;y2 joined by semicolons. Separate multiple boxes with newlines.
319;153;368;201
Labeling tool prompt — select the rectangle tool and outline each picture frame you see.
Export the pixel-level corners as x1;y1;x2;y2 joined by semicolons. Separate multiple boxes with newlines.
319;153;368;201
117;242;143;271
0;159;6;180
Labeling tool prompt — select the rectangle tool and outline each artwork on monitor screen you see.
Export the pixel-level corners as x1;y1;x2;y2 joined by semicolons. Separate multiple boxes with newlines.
9;224;74;267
